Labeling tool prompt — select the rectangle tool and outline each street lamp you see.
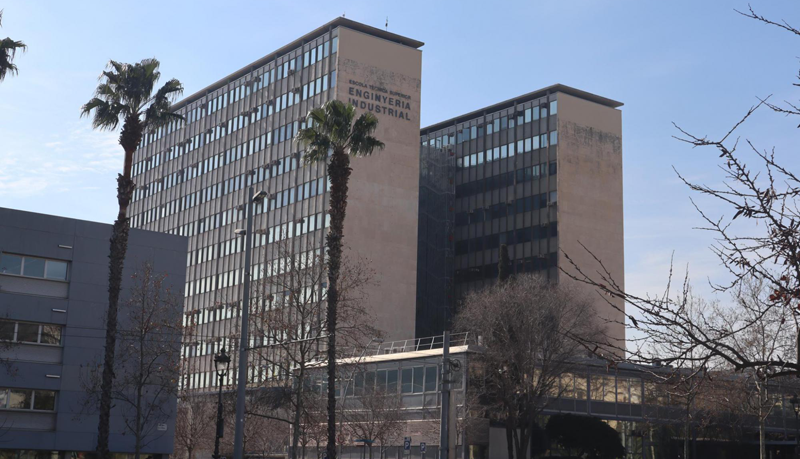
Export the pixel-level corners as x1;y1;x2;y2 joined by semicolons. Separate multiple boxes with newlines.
213;347;231;459
232;186;269;459
791;394;800;458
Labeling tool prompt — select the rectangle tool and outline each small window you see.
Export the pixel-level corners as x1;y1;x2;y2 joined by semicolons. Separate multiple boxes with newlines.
0;254;22;275
0;321;14;341
413;367;424;393
40;325;62;345
387;369;398;393
33;390;56;411
424;366;437;392
8;389;32;410
46;260;68;281
550;100;558;115
16;323;39;343
401;368;413;394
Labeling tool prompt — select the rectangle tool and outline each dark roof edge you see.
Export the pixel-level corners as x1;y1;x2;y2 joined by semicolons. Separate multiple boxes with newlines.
171;18;424;112
421;84;623;134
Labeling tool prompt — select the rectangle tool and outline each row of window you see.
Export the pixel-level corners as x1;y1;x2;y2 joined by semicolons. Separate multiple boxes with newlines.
455;163;557;199
141;36;339;149
544;373;642;404
184;216;328;298
132;70;336;181
456;131;557;169
455;192;556;226
422;100;557;149
302;39;335;68
183;303;239;328
0;320;62;346
132;152;324;233
0;388;56;412
454;252;558;283
455;222;558;256
0;254;68;281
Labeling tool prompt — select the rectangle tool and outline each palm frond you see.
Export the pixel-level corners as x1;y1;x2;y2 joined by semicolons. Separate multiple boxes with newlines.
348;112;384;157
144;78;184;129
0;37;27;82
81;98;122;130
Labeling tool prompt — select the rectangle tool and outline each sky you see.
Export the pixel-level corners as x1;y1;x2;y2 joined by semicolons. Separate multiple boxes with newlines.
2;0;800;319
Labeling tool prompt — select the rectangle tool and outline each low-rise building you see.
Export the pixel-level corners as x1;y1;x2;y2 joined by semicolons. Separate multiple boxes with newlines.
0;207;187;458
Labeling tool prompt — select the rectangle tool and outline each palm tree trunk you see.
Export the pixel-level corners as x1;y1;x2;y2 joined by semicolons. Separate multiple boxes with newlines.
505;421;514;459
96;115;141;459
325;149;352;459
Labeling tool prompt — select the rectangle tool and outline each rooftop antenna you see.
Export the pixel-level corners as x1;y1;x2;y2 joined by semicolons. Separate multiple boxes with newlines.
385;16;389;31
342;12;345;18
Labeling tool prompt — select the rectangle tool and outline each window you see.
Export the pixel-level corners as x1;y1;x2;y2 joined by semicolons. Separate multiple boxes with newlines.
550;100;558;115
424;366;437;392
0;320;62;346
413;366;424;393
550;130;558;146
0;388;56;411
401;368;413;394
0;254;68;281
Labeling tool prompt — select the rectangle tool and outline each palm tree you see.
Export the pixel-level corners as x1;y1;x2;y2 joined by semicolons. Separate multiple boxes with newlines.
0;10;27;82
295;100;384;459
81;59;183;459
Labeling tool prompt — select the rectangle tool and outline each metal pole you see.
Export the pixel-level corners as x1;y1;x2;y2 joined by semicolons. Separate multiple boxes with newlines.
439;331;450;459
794;409;800;458
214;375;225;459
233;186;255;459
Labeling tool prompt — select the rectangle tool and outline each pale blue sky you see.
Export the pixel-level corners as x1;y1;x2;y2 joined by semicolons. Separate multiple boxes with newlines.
1;0;799;306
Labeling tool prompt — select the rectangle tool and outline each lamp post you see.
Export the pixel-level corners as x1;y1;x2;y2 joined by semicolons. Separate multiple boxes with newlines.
791;394;800;459
213;347;231;459
338;337;384;457
232;186;269;459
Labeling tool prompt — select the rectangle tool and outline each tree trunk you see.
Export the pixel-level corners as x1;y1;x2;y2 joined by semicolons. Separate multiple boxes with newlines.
188;447;194;459
505;420;514;459
326;149;352;459
96;114;141;459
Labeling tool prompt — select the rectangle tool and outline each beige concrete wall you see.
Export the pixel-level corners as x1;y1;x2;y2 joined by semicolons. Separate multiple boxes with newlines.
556;92;625;346
334;27;422;341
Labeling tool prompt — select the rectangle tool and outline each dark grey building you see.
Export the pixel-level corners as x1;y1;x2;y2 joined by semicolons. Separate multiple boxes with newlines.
0;207;187;458
417;85;625;340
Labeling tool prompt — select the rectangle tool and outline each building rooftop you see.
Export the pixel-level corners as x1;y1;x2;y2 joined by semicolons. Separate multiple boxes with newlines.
421;84;623;135
172;17;425;112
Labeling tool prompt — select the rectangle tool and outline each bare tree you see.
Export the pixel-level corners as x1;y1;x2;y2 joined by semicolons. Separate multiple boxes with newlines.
342;385;404;459
174;394;216;459
563;4;800;379
717;276;794;459
80;262;183;459
247;236;379;459
454;274;601;459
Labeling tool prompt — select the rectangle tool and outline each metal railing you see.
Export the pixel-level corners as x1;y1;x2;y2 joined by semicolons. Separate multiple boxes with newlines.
341;332;474;359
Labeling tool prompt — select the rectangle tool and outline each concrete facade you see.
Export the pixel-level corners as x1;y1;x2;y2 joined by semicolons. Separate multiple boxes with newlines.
336;27;422;341
127;18;423;392
418;85;625;343
0;207;187;457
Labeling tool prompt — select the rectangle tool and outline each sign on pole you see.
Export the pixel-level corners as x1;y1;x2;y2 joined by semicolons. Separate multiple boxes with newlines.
420;442;426;453
403;437;411;451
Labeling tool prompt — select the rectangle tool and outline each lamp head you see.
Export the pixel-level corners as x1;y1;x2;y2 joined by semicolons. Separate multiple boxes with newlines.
214;347;231;376
253;190;268;202
234;229;246;236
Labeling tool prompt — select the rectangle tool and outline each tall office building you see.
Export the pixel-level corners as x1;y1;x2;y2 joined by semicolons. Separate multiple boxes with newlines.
129;18;422;391
417;85;625;342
